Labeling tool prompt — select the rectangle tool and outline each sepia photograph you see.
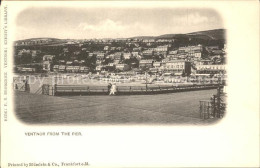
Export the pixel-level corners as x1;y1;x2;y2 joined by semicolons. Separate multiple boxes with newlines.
13;7;227;125
1;1;259;168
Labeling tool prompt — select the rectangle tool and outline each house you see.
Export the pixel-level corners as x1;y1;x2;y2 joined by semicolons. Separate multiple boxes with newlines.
79;60;85;64
43;55;54;62
142;50;153;56
114;60;120;64
153;62;161;68
133;47;142;52
43;61;51;71
188;51;202;59
59;60;65;64
31;50;41;57
66;61;73;65
123;53;132;59
108;63;115;67
165;60;191;75
111;47;116;51
96;52;105;60
104;46;110;51
42;55;54;71
207;46;219;50
139;59;154;68
89;53;94;57
168;50;178;55
58;65;66;72
53;65;59;72
143;39;155;43
18;49;31;56
132;52;139;57
116;64;130;71
108;54;115;60
196;64;226;74
154;45;169;52
156;39;174;43
178;45;203;53
114;52;122;60
194;59;212;66
149;67;159;73
96;60;102;65
96;65;103;71
18;67;36;72
66;66;80;73
79;66;89;73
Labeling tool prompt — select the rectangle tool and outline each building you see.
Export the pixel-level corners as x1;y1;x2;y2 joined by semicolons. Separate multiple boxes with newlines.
123;53;132;59
143;39;155;43
59;60;65;64
42;55;55;71
142;50;153;56
96;60;102;65
156;39;174;43
17;67;36;73
96;65;103;71
149;67;159;74
168;50;178;55
165;60;191;75
43;61;51;71
53;65;59;72
178;45;203;53
133;47;142;52
154;45;169;52
196;64;226;74
66;66;80;73
161;58;170;68
139;59;154;68
66;61;73;65
188;51;202;59
96;52;105;60
17;49;31;56
116;64;130;71
58;65;66;72
79;66;89;73
114;52;122;60
153;62;161;68
194;59;212;66
108;63;115;67
31;50;41;57
43;55;54;61
104;46;110;51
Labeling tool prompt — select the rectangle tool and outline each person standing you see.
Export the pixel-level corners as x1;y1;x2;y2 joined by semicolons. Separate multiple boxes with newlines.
109;83;117;95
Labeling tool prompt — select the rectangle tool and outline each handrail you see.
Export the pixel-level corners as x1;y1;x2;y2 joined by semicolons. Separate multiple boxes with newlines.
54;84;218;95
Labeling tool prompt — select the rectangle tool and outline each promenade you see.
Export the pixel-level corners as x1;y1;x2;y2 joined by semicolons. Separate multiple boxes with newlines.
15;89;219;125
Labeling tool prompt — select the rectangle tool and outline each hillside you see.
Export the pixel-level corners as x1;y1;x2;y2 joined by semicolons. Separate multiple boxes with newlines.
187;29;226;40
130;29;226;40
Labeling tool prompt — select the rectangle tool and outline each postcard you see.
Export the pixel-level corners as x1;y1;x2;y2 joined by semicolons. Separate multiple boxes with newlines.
1;1;259;167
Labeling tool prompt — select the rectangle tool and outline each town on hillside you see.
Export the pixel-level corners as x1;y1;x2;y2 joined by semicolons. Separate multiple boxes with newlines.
13;29;226;82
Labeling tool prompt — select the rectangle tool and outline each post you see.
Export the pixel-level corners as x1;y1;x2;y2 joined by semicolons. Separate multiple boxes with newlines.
54;84;57;96
145;71;148;91
212;95;216;117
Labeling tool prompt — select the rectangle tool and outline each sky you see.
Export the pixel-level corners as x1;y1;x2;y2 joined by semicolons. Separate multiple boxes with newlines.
15;7;224;40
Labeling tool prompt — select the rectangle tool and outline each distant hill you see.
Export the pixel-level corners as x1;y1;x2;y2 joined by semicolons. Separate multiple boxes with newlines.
187;29;226;40
16;29;226;45
16;38;63;42
130;29;226;40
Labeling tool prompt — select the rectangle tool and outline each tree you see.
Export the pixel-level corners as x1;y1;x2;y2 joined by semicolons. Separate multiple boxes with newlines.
20;53;32;64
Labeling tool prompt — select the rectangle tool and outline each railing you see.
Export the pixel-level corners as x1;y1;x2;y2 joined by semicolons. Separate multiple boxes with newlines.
53;84;219;96
34;85;43;95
